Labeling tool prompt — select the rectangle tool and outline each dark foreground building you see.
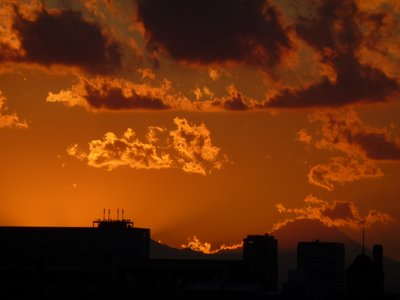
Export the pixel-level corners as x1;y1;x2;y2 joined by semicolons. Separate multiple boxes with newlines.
344;244;385;299
135;233;279;298
0;220;280;299
0;218;150;298
243;234;278;291
283;240;345;300
283;240;399;300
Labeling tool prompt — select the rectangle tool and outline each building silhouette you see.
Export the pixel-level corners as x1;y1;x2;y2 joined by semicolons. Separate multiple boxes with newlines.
0;216;281;298
243;234;278;292
283;240;345;300
0;214;150;298
1;215;397;299
346;244;385;295
141;233;279;297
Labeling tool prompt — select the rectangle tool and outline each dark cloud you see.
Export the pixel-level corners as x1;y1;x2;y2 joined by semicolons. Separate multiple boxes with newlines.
211;89;249;111
13;9;122;73
267;0;399;108
268;55;399;107
136;0;291;68
46;76;178;111
309;109;400;161
354;132;400;160
84;84;169;110
321;201;360;222
296;0;361;52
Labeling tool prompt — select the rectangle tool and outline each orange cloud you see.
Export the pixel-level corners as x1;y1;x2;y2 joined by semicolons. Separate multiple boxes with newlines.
47;76;190;111
169;118;227;174
272;194;394;232
195;85;260;111
208;68;221;81
0;91;28;129
67;127;173;171
193;86;214;101
300;109;400;190
311;109;400;160
307;156;383;191
47;76;263;112
181;236;243;254
67;117;228;175
137;68;156;81
297;129;312;144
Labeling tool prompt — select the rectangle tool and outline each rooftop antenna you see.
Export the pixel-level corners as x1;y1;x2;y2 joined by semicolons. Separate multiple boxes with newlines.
117;208;119;220
108;208;110;220
122;209;124;220
362;228;365;254
103;208;105;220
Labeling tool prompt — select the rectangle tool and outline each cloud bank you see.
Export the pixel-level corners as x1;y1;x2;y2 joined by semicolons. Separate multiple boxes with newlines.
47;76;261;112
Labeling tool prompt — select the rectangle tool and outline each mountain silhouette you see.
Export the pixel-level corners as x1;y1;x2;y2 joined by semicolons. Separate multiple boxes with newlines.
150;219;400;292
272;219;359;251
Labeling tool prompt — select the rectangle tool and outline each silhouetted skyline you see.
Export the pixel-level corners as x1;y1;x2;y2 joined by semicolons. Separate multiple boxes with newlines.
1;217;399;299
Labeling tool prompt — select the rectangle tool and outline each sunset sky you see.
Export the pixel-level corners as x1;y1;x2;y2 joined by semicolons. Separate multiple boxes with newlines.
1;0;400;260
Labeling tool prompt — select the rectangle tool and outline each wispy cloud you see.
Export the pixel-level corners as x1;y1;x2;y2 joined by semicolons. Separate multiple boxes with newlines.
311;109;400;160
0;91;28;129
272;194;394;232
307;156;383;191
299;109;400;191
47;76;180;110
181;236;243;254
67;117;228;175
297;129;312;144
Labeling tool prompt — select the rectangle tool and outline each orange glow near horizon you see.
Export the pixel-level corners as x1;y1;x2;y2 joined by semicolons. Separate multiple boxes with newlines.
181;236;243;254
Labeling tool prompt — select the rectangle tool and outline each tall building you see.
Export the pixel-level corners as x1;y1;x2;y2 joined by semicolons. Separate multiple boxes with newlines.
297;240;345;299
345;244;385;294
0;216;150;286
243;233;278;291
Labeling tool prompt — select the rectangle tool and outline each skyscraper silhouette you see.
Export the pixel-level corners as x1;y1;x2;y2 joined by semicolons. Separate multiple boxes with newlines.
243;234;278;291
297;240;345;299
